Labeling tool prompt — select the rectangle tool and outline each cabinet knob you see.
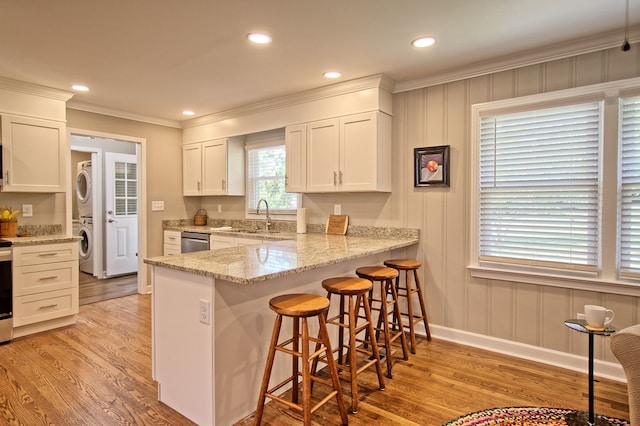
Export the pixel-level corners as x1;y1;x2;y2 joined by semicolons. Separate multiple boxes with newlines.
222;179;226;190
333;171;337;185
339;171;343;185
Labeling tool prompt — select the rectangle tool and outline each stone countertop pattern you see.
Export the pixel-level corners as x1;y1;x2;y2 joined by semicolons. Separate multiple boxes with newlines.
145;232;419;285
168;225;293;241
5;234;82;246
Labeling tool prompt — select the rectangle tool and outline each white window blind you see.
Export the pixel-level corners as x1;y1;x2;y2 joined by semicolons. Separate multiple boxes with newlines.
246;143;298;214
114;161;137;216
620;96;640;278
478;102;602;272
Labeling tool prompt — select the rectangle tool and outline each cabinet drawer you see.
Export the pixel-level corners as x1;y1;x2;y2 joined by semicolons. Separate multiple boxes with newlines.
14;261;76;296
13;288;78;327
164;231;181;245
14;242;78;266
164;244;181;256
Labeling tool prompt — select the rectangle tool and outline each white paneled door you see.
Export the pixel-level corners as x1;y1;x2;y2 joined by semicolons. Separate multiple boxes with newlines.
105;153;138;277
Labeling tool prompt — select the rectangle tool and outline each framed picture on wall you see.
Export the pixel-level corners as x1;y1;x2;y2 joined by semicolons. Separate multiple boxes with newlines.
414;145;450;187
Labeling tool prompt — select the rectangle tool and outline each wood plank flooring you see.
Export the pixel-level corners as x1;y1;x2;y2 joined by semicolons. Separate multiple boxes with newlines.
0;294;629;425
79;272;138;305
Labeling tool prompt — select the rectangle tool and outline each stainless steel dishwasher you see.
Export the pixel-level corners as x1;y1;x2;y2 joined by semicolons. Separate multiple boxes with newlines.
181;231;210;253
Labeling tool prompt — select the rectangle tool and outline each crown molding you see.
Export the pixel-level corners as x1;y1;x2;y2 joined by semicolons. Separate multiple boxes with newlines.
0;76;74;102
182;73;395;129
394;26;640;94
66;101;182;129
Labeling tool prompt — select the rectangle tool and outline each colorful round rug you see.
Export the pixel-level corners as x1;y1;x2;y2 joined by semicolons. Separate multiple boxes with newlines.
443;406;630;426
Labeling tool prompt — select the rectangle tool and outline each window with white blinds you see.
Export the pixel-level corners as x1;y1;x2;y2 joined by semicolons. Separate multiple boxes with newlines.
245;132;299;215
620;95;640;278
478;102;602;273
114;161;137;216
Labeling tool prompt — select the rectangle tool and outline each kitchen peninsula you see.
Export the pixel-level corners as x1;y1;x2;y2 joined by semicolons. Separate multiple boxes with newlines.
144;228;419;425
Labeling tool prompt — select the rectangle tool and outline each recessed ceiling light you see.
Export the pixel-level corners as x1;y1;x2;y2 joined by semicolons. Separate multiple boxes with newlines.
323;71;341;79
247;33;272;45
411;36;436;48
72;84;90;92
182;110;195;116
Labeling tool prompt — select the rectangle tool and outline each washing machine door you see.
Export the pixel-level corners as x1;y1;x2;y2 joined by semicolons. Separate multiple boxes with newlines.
78;226;92;260
76;168;91;203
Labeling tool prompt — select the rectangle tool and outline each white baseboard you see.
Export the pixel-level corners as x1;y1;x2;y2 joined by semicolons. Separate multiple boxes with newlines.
424;324;626;383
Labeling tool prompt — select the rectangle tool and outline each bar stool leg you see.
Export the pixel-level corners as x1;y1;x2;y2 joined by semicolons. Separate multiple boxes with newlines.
318;311;350;425
362;292;386;387
254;314;283;426
378;279;394;377
301;317;311;425
292;315;300;405
413;269;431;341
386;278;409;361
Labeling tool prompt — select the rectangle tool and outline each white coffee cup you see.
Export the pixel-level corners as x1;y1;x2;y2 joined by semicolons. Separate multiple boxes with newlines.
584;304;614;328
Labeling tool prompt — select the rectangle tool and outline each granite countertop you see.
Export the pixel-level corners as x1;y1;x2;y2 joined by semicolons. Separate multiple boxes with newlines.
5;234;82;246
145;232;419;285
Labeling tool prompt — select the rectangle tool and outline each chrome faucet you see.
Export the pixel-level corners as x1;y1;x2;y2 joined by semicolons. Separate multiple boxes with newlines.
256;199;271;231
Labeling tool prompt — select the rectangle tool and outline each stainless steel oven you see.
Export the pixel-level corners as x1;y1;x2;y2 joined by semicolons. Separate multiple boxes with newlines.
181;231;210;253
0;240;12;343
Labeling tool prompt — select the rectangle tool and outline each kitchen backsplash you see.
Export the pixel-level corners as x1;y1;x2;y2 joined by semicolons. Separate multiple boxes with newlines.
17;224;63;236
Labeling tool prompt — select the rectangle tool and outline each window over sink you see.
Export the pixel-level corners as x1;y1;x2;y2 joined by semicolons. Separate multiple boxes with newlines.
245;129;300;219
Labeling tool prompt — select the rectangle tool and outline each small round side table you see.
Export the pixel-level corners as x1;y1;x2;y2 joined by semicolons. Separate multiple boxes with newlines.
564;319;617;426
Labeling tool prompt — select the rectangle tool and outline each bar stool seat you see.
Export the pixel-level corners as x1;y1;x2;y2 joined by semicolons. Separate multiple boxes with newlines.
254;293;349;426
355;266;409;378
384;259;431;354
314;277;385;413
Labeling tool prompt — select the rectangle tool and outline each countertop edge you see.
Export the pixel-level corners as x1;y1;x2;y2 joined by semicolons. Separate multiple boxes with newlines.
5;235;83;246
145;236;419;284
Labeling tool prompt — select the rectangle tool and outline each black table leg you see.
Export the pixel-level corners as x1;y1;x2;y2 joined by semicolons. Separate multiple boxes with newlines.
588;332;595;425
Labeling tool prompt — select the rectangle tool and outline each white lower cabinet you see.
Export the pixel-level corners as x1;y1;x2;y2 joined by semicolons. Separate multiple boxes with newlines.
163;230;181;255
13;242;79;337
210;234;263;249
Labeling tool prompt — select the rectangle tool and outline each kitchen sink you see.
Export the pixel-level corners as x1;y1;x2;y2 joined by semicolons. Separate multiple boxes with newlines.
226;229;280;234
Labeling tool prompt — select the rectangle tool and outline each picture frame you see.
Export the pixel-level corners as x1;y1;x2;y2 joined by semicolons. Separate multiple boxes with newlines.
414;145;450;187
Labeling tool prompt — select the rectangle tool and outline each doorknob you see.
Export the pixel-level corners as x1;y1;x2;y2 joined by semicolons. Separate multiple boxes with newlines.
108;219;117;223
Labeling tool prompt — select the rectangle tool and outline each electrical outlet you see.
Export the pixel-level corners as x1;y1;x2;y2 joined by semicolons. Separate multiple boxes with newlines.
218;204;222;213
22;204;33;217
334;204;341;215
199;299;210;325
151;201;165;211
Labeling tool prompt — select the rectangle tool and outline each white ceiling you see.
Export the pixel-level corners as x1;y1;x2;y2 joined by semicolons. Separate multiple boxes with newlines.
1;1;638;125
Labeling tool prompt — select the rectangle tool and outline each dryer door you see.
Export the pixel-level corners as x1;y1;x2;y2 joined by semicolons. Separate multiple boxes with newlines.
76;169;91;203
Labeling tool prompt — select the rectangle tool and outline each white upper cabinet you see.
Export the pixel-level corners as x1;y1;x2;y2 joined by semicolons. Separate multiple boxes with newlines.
1;115;66;192
183;143;202;195
284;123;307;193
304;111;391;193
183;137;245;196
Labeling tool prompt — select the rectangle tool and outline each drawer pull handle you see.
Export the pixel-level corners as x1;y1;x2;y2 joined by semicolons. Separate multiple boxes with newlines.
38;253;58;257
39;304;58;310
38;276;58;281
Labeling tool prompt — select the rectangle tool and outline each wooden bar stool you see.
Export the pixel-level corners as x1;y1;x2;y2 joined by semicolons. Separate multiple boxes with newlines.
313;277;386;414
355;266;409;378
384;259;431;354
254;293;349;426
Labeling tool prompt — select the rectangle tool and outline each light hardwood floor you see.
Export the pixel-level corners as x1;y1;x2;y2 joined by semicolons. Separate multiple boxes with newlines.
79;271;138;305
0;294;629;425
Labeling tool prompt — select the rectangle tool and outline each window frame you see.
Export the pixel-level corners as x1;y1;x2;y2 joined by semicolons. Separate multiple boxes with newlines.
244;131;300;221
469;77;640;297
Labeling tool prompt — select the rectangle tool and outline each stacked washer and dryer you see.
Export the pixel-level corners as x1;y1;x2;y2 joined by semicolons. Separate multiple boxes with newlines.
76;161;94;275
